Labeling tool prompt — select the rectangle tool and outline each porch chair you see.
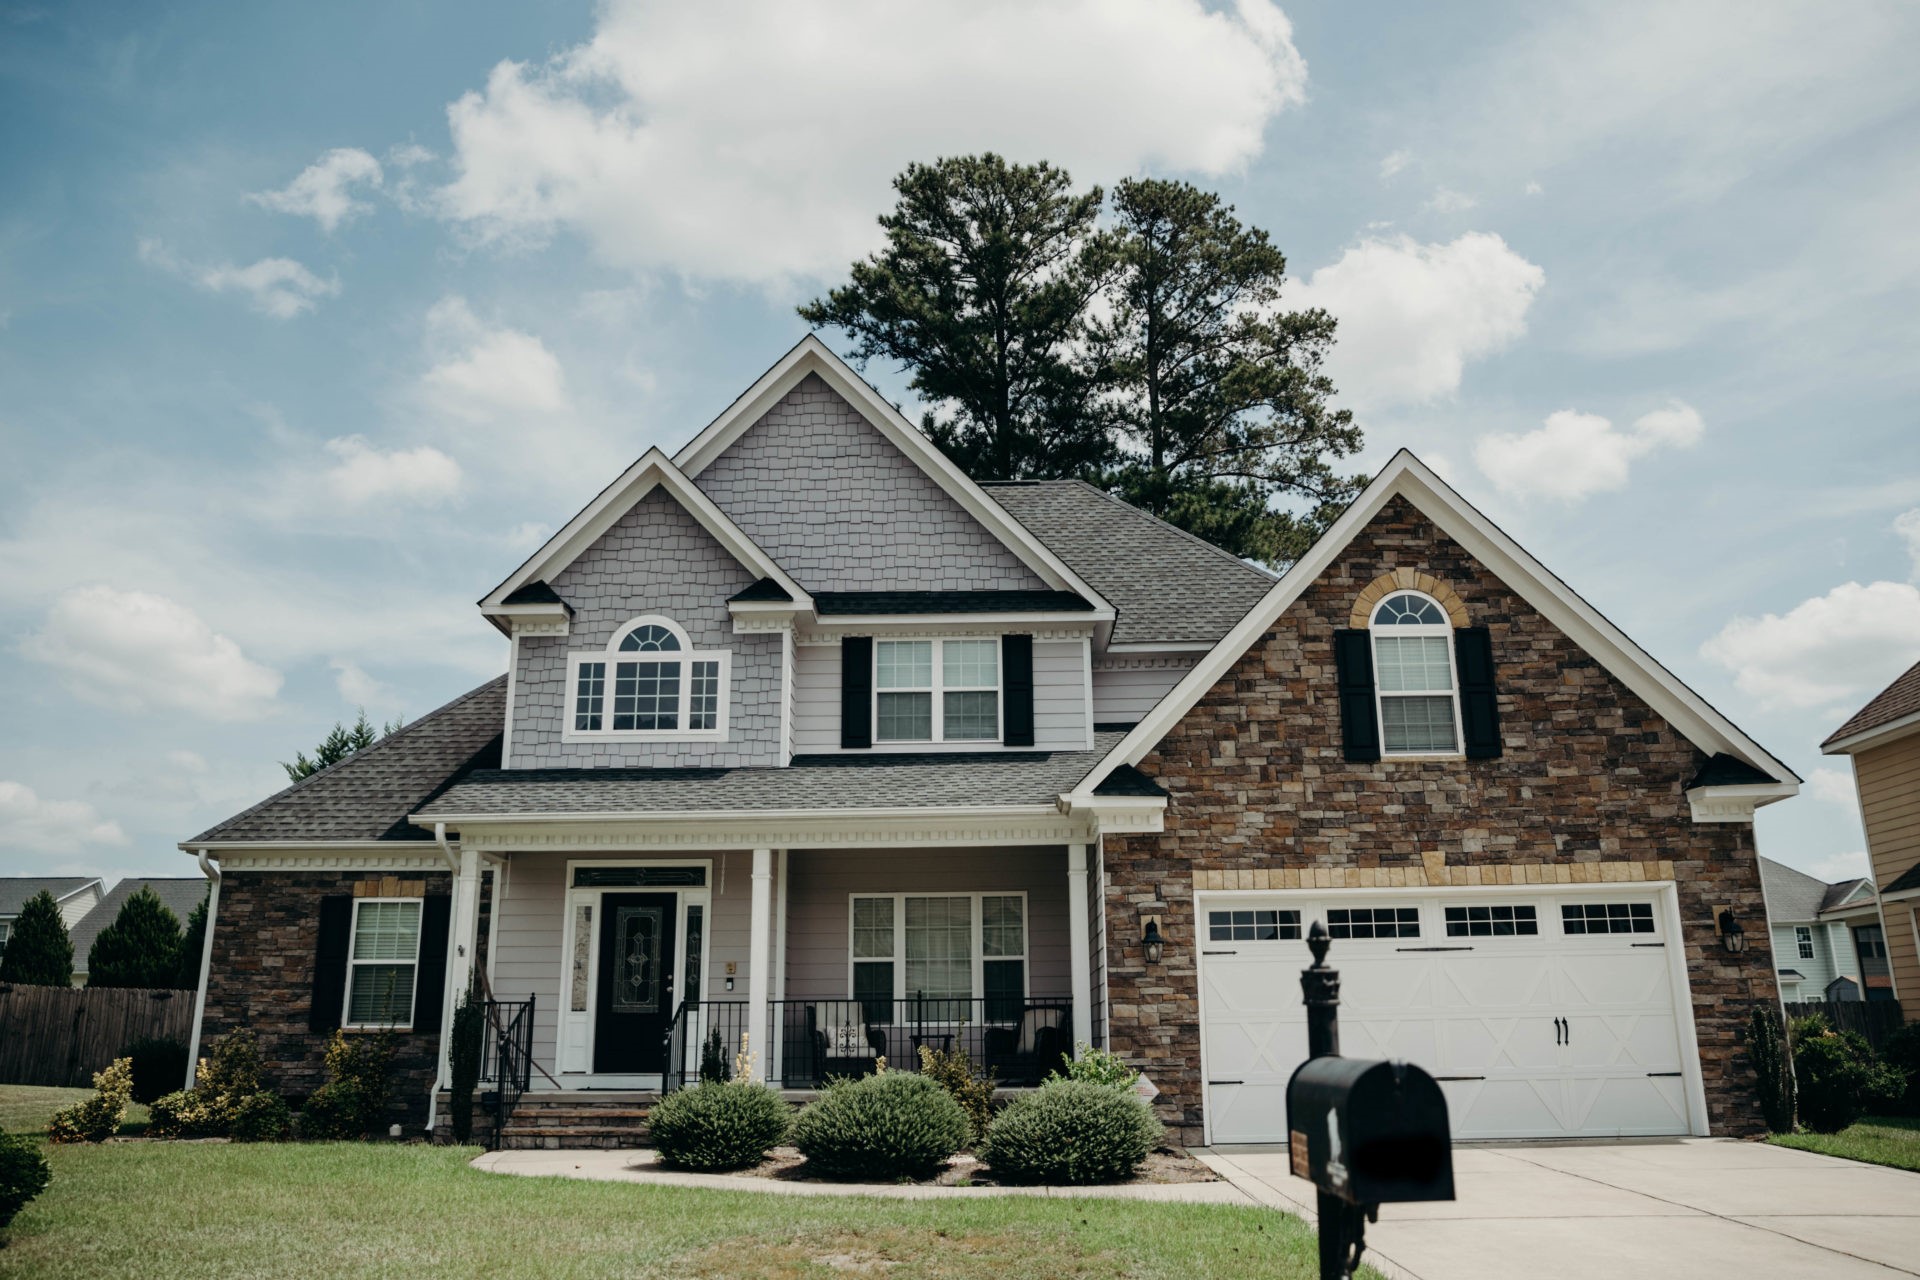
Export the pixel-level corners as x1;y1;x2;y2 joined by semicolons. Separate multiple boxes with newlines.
806;1000;885;1083
985;1005;1070;1085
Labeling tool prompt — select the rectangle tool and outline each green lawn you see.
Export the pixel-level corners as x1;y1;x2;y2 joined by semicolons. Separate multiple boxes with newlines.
1770;1114;1920;1173
0;1140;1371;1279
0;1086;148;1137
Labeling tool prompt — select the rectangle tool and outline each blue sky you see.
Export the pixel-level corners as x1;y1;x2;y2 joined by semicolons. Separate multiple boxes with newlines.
2;0;1917;889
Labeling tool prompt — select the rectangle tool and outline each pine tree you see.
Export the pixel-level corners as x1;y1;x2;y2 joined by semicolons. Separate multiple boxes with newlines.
282;709;403;783
173;893;209;990
0;890;75;986
86;887;183;989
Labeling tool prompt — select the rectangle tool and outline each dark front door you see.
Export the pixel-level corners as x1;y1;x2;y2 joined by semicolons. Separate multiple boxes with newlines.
594;893;677;1073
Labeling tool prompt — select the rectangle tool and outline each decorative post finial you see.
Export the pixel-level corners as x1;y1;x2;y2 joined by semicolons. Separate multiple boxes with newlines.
1307;918;1331;967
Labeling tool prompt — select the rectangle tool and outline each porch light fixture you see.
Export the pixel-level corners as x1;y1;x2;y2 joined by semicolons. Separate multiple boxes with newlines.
1715;907;1746;954
1142;918;1165;966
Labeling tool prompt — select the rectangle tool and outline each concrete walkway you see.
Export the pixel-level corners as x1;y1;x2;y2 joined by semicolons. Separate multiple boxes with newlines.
1197;1138;1920;1279
472;1147;1253;1204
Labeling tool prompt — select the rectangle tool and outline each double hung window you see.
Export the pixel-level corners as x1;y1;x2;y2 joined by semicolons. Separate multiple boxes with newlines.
345;898;422;1028
1370;592;1461;755
850;892;1027;1020
875;639;1000;743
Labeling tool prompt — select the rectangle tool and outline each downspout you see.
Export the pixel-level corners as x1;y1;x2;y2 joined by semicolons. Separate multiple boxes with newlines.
184;849;222;1090
427;822;458;1133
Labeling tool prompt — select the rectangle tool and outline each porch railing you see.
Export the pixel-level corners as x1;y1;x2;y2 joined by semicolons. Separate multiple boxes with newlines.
479;995;535;1149
662;996;1072;1092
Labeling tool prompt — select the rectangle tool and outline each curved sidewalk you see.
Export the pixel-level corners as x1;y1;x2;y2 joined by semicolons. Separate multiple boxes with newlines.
471;1148;1253;1204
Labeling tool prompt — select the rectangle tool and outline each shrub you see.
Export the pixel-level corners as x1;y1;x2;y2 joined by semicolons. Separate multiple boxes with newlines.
917;1044;995;1143
980;1078;1163;1184
649;1080;792;1171
1046;1044;1138;1091
1795;1031;1905;1133
1882;1022;1920;1115
147;1090;205;1139
148;1030;284;1140
448;982;486;1145
792;1071;970;1180
0;890;73;987
47;1058;134;1144
124;1036;190;1106
299;1030;398;1140
228;1092;292;1143
1747;1003;1794;1133
699;1028;731;1083
0;1126;52;1236
1788;1012;1832;1045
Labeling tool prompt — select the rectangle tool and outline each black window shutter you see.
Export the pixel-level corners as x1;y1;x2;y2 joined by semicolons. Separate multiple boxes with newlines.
1455;626;1502;759
412;895;453;1033
1002;634;1035;747
309;895;353;1033
1332;629;1381;763
841;635;873;749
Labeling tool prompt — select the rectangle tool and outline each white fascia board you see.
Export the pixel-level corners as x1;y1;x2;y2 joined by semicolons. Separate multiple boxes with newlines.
671;335;1114;613
175;839;420;854
1060;449;1799;800
50;880;104;904
1882;884;1920;903
1102;641;1217;654
413;803;1060;827
480;449;812;611
1821;708;1920;756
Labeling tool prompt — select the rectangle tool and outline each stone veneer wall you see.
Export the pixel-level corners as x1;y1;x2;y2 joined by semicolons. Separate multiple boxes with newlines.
201;869;455;1130
1101;496;1780;1143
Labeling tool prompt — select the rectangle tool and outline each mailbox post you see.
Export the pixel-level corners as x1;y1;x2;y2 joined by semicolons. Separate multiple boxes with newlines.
1288;921;1455;1280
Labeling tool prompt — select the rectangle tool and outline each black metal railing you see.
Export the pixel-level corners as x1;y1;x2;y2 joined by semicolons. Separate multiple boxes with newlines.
662;996;1072;1091
480;995;535;1148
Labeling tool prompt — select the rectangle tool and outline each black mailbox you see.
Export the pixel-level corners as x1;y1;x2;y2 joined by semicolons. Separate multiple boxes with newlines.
1286;1056;1454;1206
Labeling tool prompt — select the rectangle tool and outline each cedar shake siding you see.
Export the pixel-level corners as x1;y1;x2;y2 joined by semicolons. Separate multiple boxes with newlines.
693;373;1047;592
1101;496;1778;1140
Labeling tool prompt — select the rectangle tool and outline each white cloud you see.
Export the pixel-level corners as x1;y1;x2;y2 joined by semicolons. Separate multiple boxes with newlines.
322;436;463;505
420;296;568;421
247;147;384;232
0;781;128;852
331;658;392;709
1379;149;1412;180
1474;401;1705;501
1803;850;1872;883
1424;186;1477;213
1700;579;1920;711
1289;232;1545;411
19;586;284;721
1523;180;1544;196
1895;508;1920;579
1808;767;1857;806
433;0;1309;283
140;240;340;318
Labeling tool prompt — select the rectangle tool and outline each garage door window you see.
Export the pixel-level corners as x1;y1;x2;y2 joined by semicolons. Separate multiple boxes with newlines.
1561;902;1655;935
1208;909;1302;941
1327;906;1420;939
1444;904;1538;937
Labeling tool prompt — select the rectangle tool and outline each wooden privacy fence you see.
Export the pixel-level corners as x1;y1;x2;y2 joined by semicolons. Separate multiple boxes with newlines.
1784;999;1906;1052
0;985;197;1088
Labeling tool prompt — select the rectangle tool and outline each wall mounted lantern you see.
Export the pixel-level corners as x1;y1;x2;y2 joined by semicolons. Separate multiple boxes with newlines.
1142;917;1165;966
1714;906;1746;954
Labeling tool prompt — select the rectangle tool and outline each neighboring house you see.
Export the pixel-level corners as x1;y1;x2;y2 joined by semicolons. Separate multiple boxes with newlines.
1758;857;1884;1002
1822;658;1920;1021
69;877;210;987
180;335;1797;1144
0;876;104;957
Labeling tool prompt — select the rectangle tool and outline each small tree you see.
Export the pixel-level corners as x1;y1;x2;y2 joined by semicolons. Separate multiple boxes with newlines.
86;888;183;989
1747;1002;1795;1133
0;891;74;987
282;709;403;783
173;892;209;990
448;980;486;1145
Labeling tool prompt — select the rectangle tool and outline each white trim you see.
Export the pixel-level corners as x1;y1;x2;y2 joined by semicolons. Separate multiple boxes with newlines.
502;633;518;769
1822;706;1920;756
480;448;811;615
1066;844;1093;1050
562;615;733;743
343;896;425;1032
779;627;795;767
1081;637;1095;750
846;890;1032;1006
1064;450;1799;804
748;849;773;1081
1686;783;1794;823
183;852;221;1090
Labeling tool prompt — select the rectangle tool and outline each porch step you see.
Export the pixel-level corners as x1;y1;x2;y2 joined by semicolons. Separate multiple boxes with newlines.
495;1093;656;1150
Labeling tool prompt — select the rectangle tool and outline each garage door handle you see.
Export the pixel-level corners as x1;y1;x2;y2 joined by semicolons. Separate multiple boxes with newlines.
1202;950;1238;956
1631;942;1666;948
1396;946;1475;952
1646;1072;1682;1078
1433;1076;1485;1082
1554;1016;1566;1045
1209;1080;1244;1086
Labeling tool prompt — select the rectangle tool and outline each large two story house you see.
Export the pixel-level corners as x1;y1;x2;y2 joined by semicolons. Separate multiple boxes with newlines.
181;336;1796;1146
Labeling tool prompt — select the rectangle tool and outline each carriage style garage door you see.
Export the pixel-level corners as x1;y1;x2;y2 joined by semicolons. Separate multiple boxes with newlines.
1197;887;1703;1144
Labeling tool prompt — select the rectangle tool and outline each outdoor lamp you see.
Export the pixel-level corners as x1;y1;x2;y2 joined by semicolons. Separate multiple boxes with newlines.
1142;917;1165;966
1716;907;1746;953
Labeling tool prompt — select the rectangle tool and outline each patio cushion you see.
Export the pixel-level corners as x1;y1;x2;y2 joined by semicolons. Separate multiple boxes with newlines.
814;1001;876;1058
1016;1006;1066;1056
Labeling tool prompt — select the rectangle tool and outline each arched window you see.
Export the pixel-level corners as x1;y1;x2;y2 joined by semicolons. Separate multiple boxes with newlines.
1369;590;1461;755
565;616;729;741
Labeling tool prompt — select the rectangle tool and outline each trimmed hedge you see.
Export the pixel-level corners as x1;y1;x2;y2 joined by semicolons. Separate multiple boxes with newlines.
981;1078;1163;1184
792;1072;970;1180
649;1081;792;1171
0;1126;52;1234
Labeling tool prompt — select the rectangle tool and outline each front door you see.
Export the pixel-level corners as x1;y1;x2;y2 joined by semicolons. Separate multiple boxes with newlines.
594;893;677;1074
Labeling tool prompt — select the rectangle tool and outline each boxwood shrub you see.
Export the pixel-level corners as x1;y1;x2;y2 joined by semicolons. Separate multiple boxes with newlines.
648;1080;792;1171
792;1071;970;1180
980;1078;1163;1184
0;1126;52;1235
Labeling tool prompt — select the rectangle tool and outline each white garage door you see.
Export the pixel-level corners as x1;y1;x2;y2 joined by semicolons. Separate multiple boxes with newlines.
1199;889;1698;1143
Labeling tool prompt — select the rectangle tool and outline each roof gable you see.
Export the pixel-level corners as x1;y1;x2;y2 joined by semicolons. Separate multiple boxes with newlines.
1064;449;1797;800
0;877;102;916
70;878;209;967
1823;657;1920;754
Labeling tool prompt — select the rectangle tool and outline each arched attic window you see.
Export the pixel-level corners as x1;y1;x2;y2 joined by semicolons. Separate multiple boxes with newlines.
1369;591;1461;755
566;616;729;741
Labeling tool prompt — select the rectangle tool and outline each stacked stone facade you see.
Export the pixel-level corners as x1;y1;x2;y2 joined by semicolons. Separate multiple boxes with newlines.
1101;497;1779;1142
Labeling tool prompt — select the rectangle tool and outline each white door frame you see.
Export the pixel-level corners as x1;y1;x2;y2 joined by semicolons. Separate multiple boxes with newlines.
1192;879;1709;1146
557;858;713;1088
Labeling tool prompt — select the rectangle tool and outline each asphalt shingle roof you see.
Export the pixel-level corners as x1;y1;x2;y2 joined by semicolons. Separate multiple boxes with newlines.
813;590;1093;615
417;732;1129;821
70;878;209;968
0;877;100;917
1759;857;1876;923
188;677;507;844
1824;658;1920;748
984;480;1275;646
1885;862;1920;897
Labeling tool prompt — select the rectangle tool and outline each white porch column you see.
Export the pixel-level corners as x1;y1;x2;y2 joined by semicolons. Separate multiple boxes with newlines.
747;847;774;1082
1067;842;1094;1054
439;843;483;1086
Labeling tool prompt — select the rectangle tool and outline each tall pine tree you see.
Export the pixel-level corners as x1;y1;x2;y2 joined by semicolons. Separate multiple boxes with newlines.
0;890;75;986
86;887;183;989
282;709;403;783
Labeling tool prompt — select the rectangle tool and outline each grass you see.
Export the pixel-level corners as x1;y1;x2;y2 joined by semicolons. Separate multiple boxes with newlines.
1769;1114;1920;1173
0;1141;1374;1279
0;1086;148;1138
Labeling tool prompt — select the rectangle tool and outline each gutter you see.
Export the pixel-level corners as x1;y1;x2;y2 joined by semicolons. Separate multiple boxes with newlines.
183;849;222;1091
427;822;457;1134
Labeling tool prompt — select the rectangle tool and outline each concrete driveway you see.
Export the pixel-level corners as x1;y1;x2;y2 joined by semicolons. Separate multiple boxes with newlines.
1198;1139;1920;1279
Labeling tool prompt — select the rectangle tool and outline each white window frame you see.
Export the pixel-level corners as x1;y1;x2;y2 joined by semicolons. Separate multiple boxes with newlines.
0;919;11;948
845;891;1031;1006
1795;925;1814;960
562;614;731;743
872;638;1004;745
1369;589;1463;758
342;896;423;1032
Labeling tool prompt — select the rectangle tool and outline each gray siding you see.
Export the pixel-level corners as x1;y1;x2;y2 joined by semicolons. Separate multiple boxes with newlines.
1091;657;1196;725
791;637;1087;753
1772;920;1864;998
694;373;1047;591
510;487;783;767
